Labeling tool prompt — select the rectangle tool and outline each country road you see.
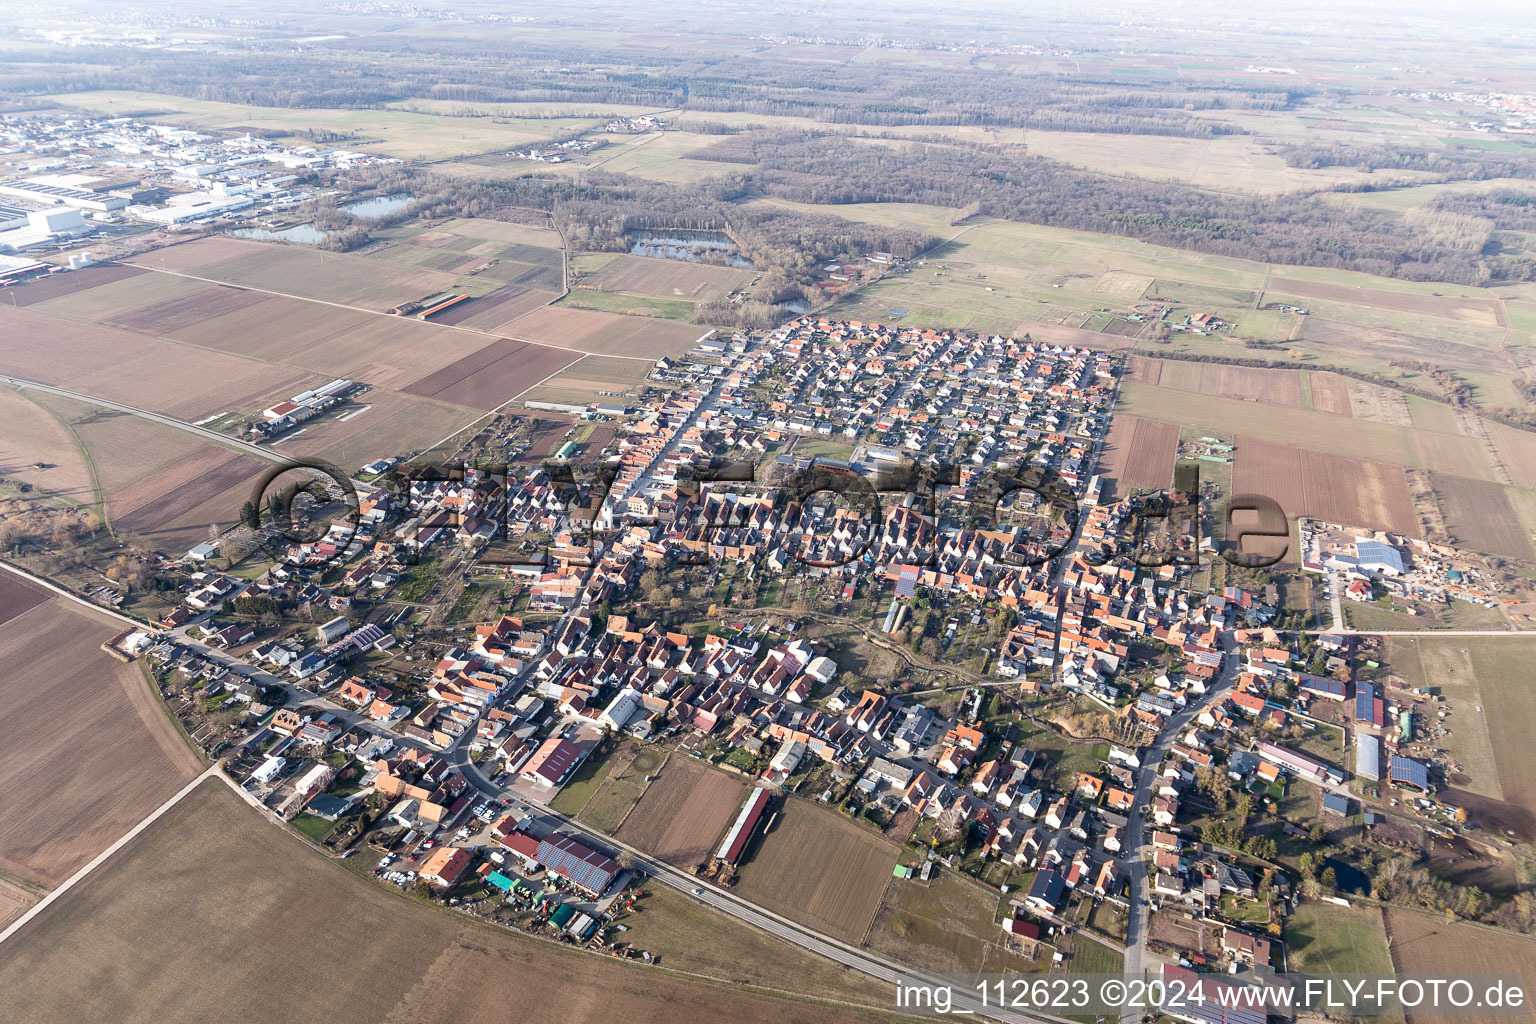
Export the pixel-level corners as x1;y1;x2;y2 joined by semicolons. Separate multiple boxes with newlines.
446;749;1072;1024
1;373;292;464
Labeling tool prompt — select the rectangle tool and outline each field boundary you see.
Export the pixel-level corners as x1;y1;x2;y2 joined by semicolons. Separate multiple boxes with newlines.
0;765;218;947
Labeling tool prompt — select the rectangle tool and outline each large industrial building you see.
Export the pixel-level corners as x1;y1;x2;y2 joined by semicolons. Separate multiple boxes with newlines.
0;178;128;212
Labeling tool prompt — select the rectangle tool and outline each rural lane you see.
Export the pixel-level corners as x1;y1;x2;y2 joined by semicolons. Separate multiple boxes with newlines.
0;764;221;947
1;373;290;465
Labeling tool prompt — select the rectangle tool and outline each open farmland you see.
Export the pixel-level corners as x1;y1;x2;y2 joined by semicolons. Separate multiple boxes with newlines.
1118;382;1424;465
102;284;268;334
1384;910;1536;1024
1307;372;1354;416
1266;276;1507;326
0;572;49;626
0;776;892;1024
588;255;754;300
420;284;556;331
26;270;208;324
30;397;259;552
401;338;580;411
524;353;656;407
504;305;710;360
1096;415;1177;500
616;884;894;1007
108;449;266;551
156;292;490;389
0;574;202;893
0;388;93;504
1232;438;1419;536
1412;431;1500;481
614;757;746;867
1;262;148;306
376;231;566;293
1395;637;1536;842
1197;364;1305;408
276;389;481;473
1125;355;1162;385
0;306;311;422
426;217;565;248
1485;420;1536;491
865;867;1050;975
1446;638;1536;841
734;797;899;943
0;877;34;931
125;237;498;312
1428;472;1535;560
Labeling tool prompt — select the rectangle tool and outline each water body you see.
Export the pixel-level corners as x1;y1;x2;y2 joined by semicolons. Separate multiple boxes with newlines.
1322;856;1370;894
228;193;415;245
342;192;414;219
229;222;329;244
627;228;754;269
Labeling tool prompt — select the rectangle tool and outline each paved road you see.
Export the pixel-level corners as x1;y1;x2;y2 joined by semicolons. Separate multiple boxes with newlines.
446;749;1068;1024
1;373;290;465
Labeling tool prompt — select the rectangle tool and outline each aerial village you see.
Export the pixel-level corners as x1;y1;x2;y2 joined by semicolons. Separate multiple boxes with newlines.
80;313;1492;1000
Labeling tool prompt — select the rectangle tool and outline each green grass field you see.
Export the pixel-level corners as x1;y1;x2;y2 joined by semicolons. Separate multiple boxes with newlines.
559;289;697;321
548;747;619;816
579;746;666;833
1284;902;1394;975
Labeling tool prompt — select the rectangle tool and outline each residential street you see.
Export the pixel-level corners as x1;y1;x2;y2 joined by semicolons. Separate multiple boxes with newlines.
1119;628;1239;1018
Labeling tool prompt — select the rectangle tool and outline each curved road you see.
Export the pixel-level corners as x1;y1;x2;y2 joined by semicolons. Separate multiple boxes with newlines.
446;748;1073;1024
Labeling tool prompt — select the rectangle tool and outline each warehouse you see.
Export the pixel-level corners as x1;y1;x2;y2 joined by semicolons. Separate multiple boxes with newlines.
1355;681;1385;727
0;178;128;211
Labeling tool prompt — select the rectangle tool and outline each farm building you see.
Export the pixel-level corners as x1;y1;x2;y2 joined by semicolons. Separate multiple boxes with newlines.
1298;674;1347;701
716;787;772;864
317;616;351;643
1254;741;1343;786
1353;540;1406;576
496;828;620;894
535;833;622;895
1355;681;1385;727
1389;756;1432;793
1356;734;1381;781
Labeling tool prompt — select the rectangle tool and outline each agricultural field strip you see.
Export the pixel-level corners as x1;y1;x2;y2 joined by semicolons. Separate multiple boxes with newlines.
0;375;288;466
518;785;1054;1024
0;765;219;947
123;261;657;363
